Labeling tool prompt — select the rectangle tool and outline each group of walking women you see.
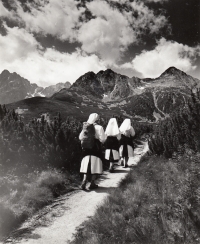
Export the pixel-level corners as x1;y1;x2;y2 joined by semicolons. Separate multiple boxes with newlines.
79;113;135;190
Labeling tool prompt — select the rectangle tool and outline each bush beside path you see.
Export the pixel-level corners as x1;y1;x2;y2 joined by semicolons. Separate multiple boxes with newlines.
4;141;148;244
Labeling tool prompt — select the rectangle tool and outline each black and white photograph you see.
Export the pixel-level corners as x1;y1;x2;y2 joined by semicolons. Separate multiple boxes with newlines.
0;0;200;243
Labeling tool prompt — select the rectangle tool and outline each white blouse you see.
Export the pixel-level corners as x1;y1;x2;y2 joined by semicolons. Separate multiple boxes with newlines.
121;126;135;137
79;124;106;144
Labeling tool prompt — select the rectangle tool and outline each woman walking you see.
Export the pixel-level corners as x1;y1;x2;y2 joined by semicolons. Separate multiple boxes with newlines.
104;118;121;173
79;113;106;190
119;119;135;168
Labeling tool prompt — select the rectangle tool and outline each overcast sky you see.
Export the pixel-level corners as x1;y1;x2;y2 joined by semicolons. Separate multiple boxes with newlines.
0;0;199;87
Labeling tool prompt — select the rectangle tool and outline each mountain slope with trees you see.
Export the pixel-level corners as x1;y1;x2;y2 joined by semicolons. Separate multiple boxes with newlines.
6;67;200;123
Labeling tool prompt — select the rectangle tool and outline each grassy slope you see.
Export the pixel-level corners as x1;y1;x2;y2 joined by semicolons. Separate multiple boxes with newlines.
6;97;123;123
0;169;80;241
72;155;200;244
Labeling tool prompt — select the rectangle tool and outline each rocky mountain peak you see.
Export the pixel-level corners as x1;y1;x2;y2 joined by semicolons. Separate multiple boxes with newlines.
71;71;96;88
160;66;186;77
146;66;200;89
0;70;30;85
97;69;116;78
68;69;141;100
70;71;103;97
1;69;10;76
80;71;96;80
64;81;71;88
0;70;72;104
0;70;14;82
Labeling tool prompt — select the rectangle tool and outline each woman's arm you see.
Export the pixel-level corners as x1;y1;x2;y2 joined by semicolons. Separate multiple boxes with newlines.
117;133;121;140
79;130;84;140
130;126;135;137
95;125;106;143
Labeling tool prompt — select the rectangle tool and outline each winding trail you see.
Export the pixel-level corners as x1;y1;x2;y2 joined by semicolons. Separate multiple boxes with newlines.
5;141;148;244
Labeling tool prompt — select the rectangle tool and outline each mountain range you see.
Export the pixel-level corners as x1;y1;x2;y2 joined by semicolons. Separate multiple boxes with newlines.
0;70;71;104
4;67;200;123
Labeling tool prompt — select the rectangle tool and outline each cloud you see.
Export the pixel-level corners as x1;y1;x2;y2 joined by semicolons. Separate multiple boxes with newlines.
78;1;136;64
13;0;84;41
0;0;172;85
0;24;41;62
109;62;144;79
145;0;168;2
128;1;168;34
78;0;168;63
0;1;12;18
110;0;168;2
6;0;168;64
0;24;106;87
131;38;200;78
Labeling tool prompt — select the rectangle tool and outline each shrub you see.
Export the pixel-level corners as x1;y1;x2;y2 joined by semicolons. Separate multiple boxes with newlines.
0;169;79;240
21;185;54;213
0;202;25;240
35;169;69;197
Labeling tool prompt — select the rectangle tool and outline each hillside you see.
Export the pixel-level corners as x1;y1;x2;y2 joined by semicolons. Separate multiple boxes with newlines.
5;67;200;123
6;97;124;123
113;87;190;121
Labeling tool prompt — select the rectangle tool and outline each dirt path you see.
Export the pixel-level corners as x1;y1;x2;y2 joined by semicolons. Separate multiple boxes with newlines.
5;141;148;244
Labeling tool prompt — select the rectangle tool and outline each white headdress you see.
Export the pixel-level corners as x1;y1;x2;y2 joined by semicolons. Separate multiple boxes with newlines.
119;119;131;134
105;118;120;136
87;113;99;124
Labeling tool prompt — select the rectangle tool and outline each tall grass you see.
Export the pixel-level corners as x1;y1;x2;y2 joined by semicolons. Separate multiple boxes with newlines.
72;155;200;244
0;169;79;240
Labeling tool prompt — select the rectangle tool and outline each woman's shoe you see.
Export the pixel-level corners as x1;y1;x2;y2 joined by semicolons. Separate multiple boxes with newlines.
89;182;98;190
123;165;128;168
80;181;86;190
109;167;114;173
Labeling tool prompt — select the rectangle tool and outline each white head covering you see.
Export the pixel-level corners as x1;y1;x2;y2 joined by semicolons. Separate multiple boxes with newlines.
119;119;131;134
105;118;120;136
87;113;99;124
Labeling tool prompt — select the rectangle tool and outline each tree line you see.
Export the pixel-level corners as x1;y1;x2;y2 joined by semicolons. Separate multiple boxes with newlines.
149;89;200;158
0;106;83;175
0;106;153;176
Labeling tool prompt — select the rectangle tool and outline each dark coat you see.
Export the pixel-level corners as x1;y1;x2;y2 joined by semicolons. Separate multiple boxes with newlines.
120;134;134;157
81;139;103;160
104;136;120;151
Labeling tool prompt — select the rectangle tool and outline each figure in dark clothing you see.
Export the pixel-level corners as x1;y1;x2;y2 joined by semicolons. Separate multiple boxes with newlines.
79;113;106;190
104;118;121;172
119;119;135;167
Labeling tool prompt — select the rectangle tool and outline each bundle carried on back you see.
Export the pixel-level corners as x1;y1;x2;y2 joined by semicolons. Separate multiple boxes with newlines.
80;122;96;149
